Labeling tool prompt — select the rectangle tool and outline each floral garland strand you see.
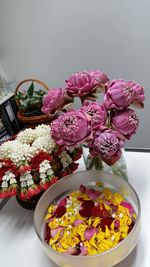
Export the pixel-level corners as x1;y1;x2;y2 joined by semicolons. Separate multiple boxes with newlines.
0;125;82;200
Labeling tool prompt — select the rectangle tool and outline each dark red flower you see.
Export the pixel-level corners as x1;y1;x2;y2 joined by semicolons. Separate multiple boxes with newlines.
71;162;79;172
53;206;66;218
72;247;81;256
44;223;51;243
19;165;31;175
100;217;114;231
9;184;18;197
71;147;83;161
79;184;86;193
79;200;94;217
27;184;41;198
0;159;18;180
91;204;110;218
0;189;10;198
30;152;52;170
19;188;28;200
58;196;68;207
50;177;58;185
128;221;135;233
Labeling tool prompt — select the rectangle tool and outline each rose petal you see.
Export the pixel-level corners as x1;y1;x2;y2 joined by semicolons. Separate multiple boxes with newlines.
79;184;86;193
80;246;88;256
51;226;63;237
91;205;110;218
114;219;120;231
100;217;114;232
128;221;135;233
53;206;66;218
120;201;135;216
58;196;68;207
72;247;81;256
79;199;95;217
74;219;83;226
84;227;98;241
86;188;100;199
44;223;51;243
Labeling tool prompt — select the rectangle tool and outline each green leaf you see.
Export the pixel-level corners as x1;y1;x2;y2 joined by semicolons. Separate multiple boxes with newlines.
34;89;45;96
15;92;27;100
27;82;34;97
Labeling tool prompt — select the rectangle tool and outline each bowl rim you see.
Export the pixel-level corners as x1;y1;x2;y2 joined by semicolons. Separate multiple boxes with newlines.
34;170;141;259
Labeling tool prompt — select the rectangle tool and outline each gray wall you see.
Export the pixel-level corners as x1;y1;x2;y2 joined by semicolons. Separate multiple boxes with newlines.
0;0;149;148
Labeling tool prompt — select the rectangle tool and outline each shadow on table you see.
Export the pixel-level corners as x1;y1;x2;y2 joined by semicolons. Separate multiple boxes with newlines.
115;247;138;267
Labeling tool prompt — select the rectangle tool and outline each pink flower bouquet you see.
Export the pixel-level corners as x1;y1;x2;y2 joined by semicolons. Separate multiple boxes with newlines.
42;70;145;179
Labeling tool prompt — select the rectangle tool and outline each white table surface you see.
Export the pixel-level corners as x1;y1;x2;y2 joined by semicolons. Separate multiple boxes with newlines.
0;151;149;267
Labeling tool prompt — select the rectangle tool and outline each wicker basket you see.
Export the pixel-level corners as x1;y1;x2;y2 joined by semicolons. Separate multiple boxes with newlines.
15;79;56;125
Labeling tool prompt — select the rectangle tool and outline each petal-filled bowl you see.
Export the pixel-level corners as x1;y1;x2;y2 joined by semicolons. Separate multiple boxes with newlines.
34;170;141;267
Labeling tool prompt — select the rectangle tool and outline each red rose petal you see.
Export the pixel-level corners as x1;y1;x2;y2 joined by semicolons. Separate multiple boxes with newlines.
128;221;135;233
79;184;86;193
79;200;94;218
53;206;66;218
91;204;110;218
100;217;114;231
81;200;95;209
86;188;100;199
72;247;81;256
44;223;51;243
58;196;68;207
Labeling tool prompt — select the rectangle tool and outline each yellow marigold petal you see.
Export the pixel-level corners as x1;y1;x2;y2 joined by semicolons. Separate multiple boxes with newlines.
96;181;104;187
44;213;52;221
113;192;124;205
103;188;113;201
105;226;110;238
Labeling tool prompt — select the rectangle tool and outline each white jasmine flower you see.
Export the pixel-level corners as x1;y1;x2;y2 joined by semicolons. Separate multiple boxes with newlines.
47;169;53;176
27;179;34;186
40;173;46;179
21;181;27;188
59;151;72;168
1;180;8;188
10;178;17;185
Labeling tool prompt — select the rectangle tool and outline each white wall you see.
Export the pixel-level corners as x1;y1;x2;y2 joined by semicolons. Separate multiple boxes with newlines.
0;0;150;148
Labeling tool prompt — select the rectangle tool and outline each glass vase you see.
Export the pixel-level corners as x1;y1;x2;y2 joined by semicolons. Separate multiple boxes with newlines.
82;145;128;181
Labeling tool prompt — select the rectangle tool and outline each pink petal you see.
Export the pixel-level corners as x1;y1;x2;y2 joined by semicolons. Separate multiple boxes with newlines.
114;219;120;230
51;226;63;237
80;246;88;256
86;188;100;199
120;201;135;216
58;196;68;207
74;219;83;226
84;227;98;240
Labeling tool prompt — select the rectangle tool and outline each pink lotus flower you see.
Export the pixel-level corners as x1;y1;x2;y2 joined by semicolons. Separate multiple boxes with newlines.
87;70;109;85
81;101;107;129
128;81;145;108
66;71;99;98
104;80;135;110
41;88;66;114
93;128;125;165
51;110;92;148
112;109;139;139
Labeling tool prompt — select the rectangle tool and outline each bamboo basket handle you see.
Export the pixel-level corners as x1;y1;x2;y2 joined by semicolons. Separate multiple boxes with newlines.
15;79;49;108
